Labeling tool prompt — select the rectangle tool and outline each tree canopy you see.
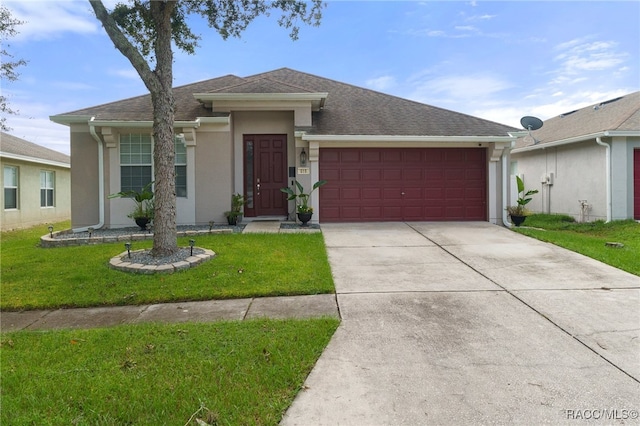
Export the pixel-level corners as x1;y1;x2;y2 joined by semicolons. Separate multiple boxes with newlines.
89;0;324;256
0;6;27;131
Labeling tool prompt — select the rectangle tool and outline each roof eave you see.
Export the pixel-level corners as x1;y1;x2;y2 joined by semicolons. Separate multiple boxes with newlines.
299;134;516;143
50;115;93;126
0;151;70;168
511;130;640;154
194;92;328;111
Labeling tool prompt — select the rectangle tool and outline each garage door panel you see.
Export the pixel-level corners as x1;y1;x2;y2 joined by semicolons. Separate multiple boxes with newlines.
320;148;486;222
382;150;403;162
322;187;341;201
634;150;640;220
340;151;360;162
403;169;423;181
342;188;361;199
363;169;383;181
321;168;341;181
362;151;382;163
363;207;383;219
383;188;403;200
363;188;382;199
384;169;402;181
341;169;361;180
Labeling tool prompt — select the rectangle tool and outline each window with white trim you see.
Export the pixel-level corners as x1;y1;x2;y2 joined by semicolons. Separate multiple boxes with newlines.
120;133;153;193
4;166;18;209
120;133;187;197
40;170;55;207
175;137;187;197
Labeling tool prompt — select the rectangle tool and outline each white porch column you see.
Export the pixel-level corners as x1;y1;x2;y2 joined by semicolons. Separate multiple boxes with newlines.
309;141;320;224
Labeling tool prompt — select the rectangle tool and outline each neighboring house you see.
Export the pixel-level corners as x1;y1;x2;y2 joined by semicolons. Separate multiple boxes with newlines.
510;91;640;222
51;68;519;230
1;132;71;230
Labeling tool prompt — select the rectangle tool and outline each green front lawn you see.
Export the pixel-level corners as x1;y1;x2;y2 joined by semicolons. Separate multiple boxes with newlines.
515;214;640;276
1;222;335;310
1;318;339;425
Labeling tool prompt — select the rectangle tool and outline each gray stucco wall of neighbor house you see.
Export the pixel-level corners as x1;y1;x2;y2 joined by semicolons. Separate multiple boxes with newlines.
513;140;607;221
611;136;640;220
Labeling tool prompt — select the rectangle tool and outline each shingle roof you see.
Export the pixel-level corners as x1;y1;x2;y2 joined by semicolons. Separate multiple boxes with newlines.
515;91;640;148
54;68;517;137
1;132;70;165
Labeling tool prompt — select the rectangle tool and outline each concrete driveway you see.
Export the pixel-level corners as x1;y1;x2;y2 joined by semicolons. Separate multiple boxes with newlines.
281;222;640;425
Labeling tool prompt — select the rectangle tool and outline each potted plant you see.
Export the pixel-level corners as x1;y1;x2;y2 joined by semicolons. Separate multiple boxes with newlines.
281;180;327;226
108;182;154;230
224;193;246;225
507;176;538;227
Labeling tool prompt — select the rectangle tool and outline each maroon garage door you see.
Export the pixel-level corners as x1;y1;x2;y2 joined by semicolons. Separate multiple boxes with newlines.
319;148;487;222
634;149;640;220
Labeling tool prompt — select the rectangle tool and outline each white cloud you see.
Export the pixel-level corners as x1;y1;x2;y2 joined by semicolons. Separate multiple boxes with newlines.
553;38;628;74
108;68;141;80
366;75;397;91
5;1;98;41
409;74;514;104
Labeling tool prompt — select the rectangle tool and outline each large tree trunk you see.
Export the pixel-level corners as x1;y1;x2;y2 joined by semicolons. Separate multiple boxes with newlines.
149;1;178;257
89;0;178;257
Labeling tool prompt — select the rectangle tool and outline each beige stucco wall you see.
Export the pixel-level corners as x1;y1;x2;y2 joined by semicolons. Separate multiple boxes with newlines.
194;123;233;224
511;140;607;221
1;157;71;231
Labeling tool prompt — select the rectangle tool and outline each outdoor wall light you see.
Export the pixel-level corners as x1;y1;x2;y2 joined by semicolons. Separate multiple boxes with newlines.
209;220;215;232
125;242;131;258
300;148;307;166
48;225;54;238
88;227;94;238
189;239;195;256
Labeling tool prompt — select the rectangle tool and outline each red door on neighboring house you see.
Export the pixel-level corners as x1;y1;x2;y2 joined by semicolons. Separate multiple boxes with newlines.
319;148;487;222
634;149;640;220
243;135;288;217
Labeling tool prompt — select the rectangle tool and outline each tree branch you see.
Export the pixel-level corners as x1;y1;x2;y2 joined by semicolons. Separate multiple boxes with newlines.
88;0;158;93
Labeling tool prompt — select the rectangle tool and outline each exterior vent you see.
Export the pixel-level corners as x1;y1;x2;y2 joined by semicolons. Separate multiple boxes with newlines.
599;96;623;106
560;110;578;117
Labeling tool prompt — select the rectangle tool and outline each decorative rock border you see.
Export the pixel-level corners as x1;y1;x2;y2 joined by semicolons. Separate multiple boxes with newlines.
40;228;233;248
109;248;216;274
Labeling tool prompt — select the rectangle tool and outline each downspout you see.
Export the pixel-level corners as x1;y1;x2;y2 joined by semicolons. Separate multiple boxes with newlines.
595;137;611;222
501;146;512;228
73;117;105;232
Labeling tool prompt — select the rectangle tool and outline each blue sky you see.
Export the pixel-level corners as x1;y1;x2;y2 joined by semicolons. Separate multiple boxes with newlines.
3;0;639;155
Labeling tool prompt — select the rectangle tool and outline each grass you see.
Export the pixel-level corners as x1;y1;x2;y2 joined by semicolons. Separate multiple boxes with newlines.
1;318;340;425
515;214;640;276
1;222;335;311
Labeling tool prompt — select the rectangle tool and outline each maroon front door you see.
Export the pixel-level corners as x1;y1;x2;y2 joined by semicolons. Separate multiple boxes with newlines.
243;135;288;217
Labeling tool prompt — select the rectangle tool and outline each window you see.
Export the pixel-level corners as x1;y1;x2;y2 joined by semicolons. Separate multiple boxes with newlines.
120;133;188;197
4;166;18;209
175;137;187;197
120;133;152;193
40;170;55;207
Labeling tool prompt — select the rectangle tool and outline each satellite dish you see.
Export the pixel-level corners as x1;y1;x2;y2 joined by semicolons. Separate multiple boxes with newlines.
520;116;543;131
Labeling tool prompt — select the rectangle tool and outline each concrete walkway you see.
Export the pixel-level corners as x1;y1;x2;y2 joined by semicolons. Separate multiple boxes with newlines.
281;222;640;425
0;294;338;332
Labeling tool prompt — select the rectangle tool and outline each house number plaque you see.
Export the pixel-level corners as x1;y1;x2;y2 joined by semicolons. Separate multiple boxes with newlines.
297;167;310;175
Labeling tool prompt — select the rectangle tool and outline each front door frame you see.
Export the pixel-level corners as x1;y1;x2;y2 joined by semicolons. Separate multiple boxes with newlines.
243;134;288;217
